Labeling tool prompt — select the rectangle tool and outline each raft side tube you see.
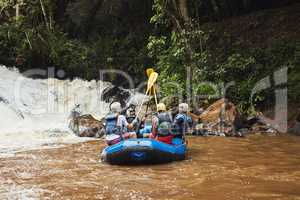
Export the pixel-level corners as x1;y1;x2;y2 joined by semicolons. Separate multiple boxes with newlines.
101;138;186;165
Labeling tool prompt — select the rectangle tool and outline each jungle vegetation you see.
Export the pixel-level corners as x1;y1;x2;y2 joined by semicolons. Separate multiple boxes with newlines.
0;0;299;114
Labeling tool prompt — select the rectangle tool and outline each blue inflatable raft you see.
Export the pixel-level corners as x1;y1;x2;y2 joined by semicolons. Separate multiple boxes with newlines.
101;138;186;165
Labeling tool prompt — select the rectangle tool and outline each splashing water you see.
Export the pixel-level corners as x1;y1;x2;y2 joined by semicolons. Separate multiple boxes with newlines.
0;66;143;157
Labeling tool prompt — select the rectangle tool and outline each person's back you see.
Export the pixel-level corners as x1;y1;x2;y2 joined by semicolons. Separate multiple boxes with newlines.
104;102;137;145
151;103;173;144
105;112;120;135
173;103;193;139
104;110;122;146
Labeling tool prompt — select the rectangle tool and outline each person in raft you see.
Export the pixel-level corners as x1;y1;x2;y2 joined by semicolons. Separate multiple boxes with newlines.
125;104;140;132
150;103;174;144
173;103;193;139
105;102;138;141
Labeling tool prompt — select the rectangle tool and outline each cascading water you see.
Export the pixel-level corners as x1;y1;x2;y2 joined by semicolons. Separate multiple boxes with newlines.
0;65;144;157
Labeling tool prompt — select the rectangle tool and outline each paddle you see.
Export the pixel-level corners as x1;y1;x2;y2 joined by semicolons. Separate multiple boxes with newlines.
136;71;158;118
147;72;158;95
153;85;158;111
146;68;155;96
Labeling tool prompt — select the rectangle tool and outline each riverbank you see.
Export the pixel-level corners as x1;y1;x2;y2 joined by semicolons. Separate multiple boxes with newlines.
1;135;300;200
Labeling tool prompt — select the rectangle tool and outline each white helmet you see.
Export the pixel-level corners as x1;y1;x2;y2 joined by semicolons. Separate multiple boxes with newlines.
157;103;166;112
178;103;189;113
110;102;122;113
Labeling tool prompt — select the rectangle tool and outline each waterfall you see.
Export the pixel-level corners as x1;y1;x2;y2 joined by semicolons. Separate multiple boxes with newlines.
0;65;144;157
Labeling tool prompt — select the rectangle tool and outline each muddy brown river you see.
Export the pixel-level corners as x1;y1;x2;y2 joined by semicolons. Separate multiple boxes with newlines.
1;135;300;200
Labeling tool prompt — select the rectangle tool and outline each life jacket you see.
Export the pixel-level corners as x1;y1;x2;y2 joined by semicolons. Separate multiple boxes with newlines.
157;112;173;137
105;113;120;135
173;113;192;136
126;115;136;124
126;115;139;132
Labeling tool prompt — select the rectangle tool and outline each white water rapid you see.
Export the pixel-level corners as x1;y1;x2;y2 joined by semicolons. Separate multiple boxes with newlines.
0;66;143;157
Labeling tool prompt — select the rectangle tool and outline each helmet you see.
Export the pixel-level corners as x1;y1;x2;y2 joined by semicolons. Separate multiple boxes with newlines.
178;103;189;113
157;103;166;112
110;102;122;113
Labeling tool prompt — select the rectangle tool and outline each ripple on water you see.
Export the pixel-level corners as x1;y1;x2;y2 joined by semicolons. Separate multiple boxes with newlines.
1;136;300;200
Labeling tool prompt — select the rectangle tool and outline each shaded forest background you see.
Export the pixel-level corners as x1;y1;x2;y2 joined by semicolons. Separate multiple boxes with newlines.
0;0;299;115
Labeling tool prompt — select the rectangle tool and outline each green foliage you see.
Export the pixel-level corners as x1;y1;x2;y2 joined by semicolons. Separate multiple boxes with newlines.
0;0;153;82
150;0;168;25
148;0;299;115
148;25;211;100
0;24;19;66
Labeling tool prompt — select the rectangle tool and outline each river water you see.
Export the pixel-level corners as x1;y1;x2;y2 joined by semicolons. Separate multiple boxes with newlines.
1;66;299;199
1;135;300;200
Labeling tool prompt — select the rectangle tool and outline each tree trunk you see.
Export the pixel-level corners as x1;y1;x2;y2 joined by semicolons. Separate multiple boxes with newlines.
177;0;194;104
178;0;189;23
168;0;195;104
15;0;20;22
39;0;49;29
169;0;194;104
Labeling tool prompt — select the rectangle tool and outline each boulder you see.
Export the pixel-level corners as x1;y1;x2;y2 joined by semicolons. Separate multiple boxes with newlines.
101;86;131;107
189;98;241;136
289;121;300;135
69;114;105;138
199;98;238;124
189;98;286;136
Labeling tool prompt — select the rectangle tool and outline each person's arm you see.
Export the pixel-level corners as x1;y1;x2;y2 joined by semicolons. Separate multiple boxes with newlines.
188;111;201;121
187;116;193;127
122;115;135;130
150;116;158;138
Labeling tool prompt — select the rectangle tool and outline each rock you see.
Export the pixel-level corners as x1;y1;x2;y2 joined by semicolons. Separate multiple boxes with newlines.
101;86;131;107
288;109;300;135
198;98;241;136
189;98;285;137
246;116;278;135
289;121;300;135
190;98;268;137
69;114;105;138
236;128;250;136
0;96;9;104
199;98;238;124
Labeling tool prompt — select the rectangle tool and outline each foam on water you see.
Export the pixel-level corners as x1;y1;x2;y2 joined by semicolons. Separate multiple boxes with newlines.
0;65;142;157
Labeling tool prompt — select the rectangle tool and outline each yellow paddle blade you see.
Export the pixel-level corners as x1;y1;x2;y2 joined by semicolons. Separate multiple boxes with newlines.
146;68;155;78
146;72;158;95
136;71;158;117
146;68;156;95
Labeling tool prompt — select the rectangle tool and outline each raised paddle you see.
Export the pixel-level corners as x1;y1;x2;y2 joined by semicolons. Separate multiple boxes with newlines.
146;68;155;96
136;71;158;118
